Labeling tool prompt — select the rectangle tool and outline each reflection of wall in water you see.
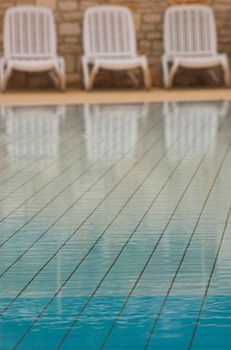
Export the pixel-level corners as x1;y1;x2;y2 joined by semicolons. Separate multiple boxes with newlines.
84;104;148;162
163;101;228;162
1;105;66;160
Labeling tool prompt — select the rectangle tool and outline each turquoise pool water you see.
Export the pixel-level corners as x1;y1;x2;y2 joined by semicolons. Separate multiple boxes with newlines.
0;102;230;349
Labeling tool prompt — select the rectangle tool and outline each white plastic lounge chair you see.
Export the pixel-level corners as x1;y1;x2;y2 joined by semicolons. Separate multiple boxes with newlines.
162;5;230;88
82;5;151;90
0;6;66;91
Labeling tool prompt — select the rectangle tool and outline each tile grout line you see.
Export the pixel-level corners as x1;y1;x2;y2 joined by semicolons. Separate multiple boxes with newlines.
0;109;163;296
52;114;214;349
100;112;231;350
143;141;231;349
0;117;163;279
0;105;159;205
0;107;161;249
0;133;86;201
1;126;165;318
0;121;86;198
10;107;197;350
188;205;231;350
58;111;229;350
0;129;90;207
0;111;84;180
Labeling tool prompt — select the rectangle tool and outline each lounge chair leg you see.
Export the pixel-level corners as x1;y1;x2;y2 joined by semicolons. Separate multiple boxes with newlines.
221;61;231;87
127;71;139;87
57;71;66;91
142;65;151;90
59;58;66;91
0;59;4;92
168;62;179;89
82;58;91;90
53;58;66;91
162;56;170;89
88;65;99;91
206;68;220;84
49;71;60;88
2;65;12;92
60;75;66;91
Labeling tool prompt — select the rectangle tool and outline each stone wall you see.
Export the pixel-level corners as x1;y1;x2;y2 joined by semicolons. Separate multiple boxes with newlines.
0;0;231;88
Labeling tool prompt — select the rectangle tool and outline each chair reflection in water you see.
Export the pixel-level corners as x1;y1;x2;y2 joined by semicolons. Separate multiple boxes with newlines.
163;101;228;161
1;105;66;160
84;104;148;162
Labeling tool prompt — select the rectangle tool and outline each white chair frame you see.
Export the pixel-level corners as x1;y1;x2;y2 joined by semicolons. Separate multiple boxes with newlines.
162;5;230;88
82;5;151;90
0;6;66;91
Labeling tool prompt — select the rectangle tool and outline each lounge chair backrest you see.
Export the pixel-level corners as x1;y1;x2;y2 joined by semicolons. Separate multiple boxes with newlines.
83;5;137;58
164;5;217;57
4;6;57;59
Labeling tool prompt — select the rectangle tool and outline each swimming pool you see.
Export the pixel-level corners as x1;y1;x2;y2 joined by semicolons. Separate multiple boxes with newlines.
0;101;230;349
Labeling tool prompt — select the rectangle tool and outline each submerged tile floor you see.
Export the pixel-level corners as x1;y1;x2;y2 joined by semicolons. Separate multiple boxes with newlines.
0;101;230;350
